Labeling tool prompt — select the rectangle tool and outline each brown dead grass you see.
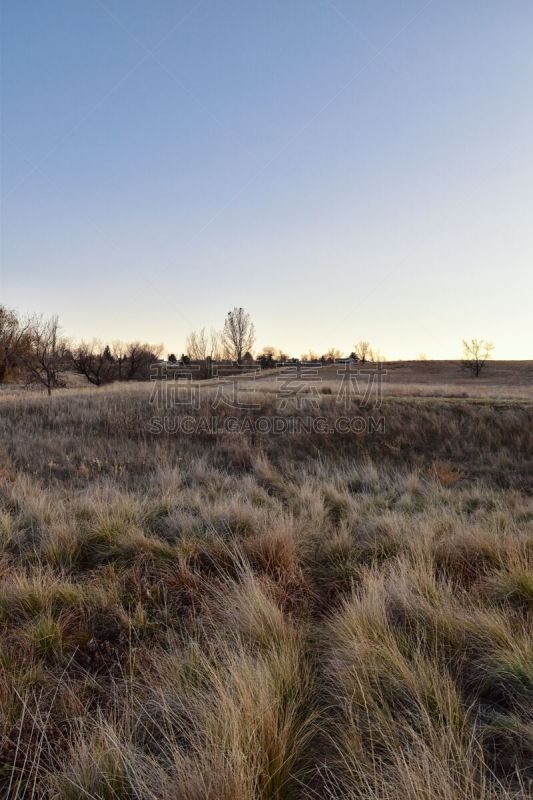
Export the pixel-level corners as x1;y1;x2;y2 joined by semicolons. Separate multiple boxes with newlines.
0;383;531;798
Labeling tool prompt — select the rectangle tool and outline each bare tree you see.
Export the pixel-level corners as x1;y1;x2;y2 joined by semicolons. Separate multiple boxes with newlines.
111;341;129;381
22;315;69;395
0;306;30;382
301;350;320;362
185;327;219;359
221;308;255;364
370;348;387;364
355;341;371;362
71;340;116;386
186;328;207;361
126;342;163;380
462;338;494;377
209;329;223;361
72;340;157;384
322;347;342;362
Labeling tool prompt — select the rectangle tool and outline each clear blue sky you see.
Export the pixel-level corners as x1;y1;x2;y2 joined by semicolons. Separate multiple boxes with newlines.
1;1;532;358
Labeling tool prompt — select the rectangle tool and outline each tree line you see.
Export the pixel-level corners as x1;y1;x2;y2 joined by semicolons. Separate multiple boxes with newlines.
0;307;162;395
0;305;260;393
0;304;495;394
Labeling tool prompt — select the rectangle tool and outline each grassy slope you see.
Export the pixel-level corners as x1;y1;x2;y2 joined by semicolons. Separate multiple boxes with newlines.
0;384;532;798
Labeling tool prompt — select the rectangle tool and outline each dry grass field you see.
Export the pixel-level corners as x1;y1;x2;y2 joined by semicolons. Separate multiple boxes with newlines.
253;361;533;401
0;374;532;798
